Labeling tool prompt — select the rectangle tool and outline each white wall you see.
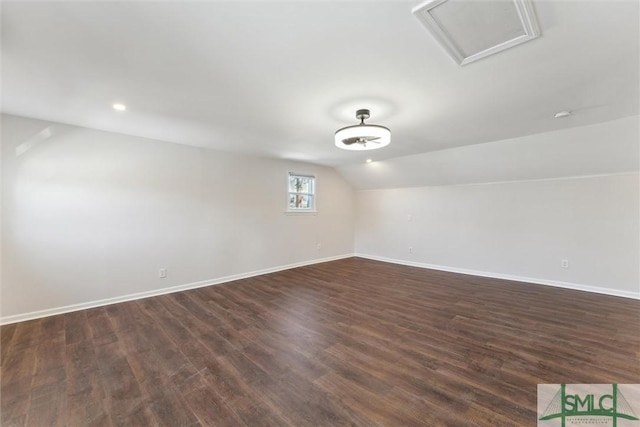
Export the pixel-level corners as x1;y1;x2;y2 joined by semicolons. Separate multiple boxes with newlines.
355;174;639;297
346;117;640;298
1;114;355;322
3;113;638;324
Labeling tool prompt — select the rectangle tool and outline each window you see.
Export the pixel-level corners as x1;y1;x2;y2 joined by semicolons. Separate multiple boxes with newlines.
287;173;315;211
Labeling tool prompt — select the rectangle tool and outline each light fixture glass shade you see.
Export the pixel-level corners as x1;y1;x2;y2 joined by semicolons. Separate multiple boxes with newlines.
334;124;391;151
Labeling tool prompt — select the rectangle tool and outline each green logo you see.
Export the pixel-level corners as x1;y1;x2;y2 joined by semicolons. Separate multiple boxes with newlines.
539;384;638;427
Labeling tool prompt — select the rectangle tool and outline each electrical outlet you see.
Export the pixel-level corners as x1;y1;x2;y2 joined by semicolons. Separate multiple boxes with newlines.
316;243;321;250
407;214;413;222
159;268;167;278
561;259;569;269
408;246;413;254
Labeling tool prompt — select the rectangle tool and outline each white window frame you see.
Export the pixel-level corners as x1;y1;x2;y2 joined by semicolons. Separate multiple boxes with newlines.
286;172;317;214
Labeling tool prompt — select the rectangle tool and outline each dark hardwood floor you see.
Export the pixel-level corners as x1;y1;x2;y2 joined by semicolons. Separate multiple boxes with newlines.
2;257;639;426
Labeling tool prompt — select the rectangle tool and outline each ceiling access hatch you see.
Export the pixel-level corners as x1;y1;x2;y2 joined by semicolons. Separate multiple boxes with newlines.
412;0;541;66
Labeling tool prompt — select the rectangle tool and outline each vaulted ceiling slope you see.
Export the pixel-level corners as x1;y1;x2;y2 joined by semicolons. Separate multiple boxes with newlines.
2;1;638;166
338;116;639;189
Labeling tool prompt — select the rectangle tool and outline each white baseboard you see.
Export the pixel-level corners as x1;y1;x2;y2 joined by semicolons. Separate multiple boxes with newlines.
355;253;640;300
3;253;636;325
0;254;354;325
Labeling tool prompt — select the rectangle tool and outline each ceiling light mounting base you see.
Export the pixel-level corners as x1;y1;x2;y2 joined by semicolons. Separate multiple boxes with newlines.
356;109;370;123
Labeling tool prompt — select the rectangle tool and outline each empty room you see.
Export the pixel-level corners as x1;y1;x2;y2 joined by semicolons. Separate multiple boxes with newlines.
1;0;639;426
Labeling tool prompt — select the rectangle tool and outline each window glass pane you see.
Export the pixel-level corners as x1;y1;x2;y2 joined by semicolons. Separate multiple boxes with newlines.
289;176;313;193
302;178;312;193
288;176;298;192
288;193;313;209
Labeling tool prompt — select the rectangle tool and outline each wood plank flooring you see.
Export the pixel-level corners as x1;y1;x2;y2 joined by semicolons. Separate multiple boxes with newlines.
2;257;639;426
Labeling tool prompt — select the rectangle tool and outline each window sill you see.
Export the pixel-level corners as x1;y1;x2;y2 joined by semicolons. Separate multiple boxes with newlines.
284;210;318;216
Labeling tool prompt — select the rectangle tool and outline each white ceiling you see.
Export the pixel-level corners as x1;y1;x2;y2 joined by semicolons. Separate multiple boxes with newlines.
2;1;638;167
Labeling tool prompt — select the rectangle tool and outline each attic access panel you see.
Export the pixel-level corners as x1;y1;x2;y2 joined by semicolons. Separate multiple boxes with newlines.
412;0;540;66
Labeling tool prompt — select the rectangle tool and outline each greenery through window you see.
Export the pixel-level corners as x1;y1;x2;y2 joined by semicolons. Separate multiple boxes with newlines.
288;173;315;211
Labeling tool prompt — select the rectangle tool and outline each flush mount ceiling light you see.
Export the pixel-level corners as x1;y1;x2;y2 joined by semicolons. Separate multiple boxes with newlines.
335;109;391;151
112;103;127;111
412;0;541;66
